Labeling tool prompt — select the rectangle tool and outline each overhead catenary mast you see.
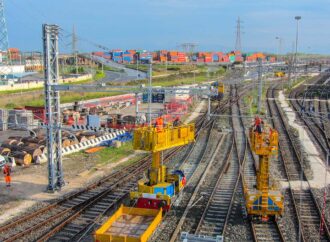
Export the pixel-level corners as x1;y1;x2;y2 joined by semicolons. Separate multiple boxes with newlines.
0;0;11;80
72;25;78;74
235;17;242;52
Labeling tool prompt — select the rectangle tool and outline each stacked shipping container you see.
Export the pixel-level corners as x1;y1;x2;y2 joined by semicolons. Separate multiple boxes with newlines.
92;49;276;64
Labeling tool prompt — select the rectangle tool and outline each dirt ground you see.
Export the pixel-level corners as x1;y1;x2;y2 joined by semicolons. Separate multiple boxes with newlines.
0;99;206;225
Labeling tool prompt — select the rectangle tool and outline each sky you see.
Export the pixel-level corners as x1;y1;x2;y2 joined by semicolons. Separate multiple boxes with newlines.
4;0;330;54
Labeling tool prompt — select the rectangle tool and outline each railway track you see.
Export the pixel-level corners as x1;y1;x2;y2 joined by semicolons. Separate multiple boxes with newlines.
194;86;244;238
42;86;231;242
289;74;330;162
150;111;223;242
167;85;251;242
267;85;330;242
0;92;214;242
0;149;176;242
0;118;208;241
231;85;284;242
0;83;253;242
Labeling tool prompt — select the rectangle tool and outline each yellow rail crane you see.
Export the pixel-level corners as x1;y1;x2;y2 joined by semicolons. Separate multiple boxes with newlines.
245;118;284;221
94;123;195;242
130;123;195;211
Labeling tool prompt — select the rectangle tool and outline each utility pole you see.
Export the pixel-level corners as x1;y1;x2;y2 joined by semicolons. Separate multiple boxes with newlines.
0;0;11;81
180;43;198;62
275;37;282;61
148;62;152;126
72;25;78;74
43;24;64;192
288;42;295;88
235;17;242;52
294;16;302;82
257;58;263;114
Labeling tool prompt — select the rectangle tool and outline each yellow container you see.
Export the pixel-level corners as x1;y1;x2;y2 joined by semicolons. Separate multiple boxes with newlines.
133;124;195;152
94;205;162;242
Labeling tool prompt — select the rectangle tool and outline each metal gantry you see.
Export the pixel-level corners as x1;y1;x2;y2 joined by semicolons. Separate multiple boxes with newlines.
0;0;8;53
43;24;64;192
0;0;12;81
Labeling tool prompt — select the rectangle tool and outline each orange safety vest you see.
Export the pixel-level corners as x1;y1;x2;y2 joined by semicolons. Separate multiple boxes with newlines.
255;117;261;126
155;117;164;131
3;165;11;176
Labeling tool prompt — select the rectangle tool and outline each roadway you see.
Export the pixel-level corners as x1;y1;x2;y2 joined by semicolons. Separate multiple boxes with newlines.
89;55;147;81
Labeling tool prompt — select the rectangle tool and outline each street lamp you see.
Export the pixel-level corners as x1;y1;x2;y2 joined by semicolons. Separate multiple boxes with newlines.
294;16;302;81
275;37;282;61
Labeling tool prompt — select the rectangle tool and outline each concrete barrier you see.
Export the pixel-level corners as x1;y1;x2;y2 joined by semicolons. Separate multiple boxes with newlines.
36;130;126;163
71;125;124;134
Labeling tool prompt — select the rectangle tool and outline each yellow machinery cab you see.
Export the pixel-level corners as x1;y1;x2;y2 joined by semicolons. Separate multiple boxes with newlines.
274;71;285;78
211;81;224;101
131;123;195;212
218;82;224;95
245;123;284;221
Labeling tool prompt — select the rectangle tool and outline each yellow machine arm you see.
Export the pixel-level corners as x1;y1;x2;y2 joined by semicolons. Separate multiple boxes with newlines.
246;122;283;220
131;123;195;195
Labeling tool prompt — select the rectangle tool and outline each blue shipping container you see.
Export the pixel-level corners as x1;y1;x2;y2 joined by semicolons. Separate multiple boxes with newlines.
113;52;122;57
123;56;132;62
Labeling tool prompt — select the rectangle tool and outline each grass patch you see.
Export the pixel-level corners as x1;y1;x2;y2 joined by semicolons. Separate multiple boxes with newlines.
0;71;107;108
125;63;210;77
243;83;269;115
126;66;226;87
0;87;43;95
97;141;135;165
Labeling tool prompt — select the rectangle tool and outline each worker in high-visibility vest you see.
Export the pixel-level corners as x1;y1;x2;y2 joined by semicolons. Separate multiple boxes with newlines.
155;115;164;131
3;163;11;187
254;116;263;134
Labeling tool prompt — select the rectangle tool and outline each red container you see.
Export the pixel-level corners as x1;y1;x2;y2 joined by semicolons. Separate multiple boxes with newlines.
24;106;46;122
93;52;104;57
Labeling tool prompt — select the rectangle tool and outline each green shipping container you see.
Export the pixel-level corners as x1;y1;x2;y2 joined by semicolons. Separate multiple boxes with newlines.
229;55;236;62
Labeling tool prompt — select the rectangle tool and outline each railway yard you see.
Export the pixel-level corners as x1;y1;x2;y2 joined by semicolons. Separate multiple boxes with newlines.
0;62;329;242
0;2;330;241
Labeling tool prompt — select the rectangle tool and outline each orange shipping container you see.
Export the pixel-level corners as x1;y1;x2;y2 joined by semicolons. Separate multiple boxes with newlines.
160;56;167;62
8;48;19;53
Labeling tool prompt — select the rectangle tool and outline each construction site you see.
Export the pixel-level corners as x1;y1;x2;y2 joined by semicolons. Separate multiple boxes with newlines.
0;1;329;242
